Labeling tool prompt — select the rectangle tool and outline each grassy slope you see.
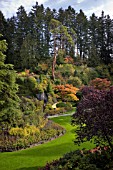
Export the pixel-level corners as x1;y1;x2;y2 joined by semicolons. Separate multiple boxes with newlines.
0;116;95;170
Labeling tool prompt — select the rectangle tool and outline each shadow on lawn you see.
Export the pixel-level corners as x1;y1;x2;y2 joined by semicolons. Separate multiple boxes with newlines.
16;166;39;170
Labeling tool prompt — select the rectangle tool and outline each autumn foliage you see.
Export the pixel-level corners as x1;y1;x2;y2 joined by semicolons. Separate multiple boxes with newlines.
64;56;74;64
55;84;79;101
89;78;111;90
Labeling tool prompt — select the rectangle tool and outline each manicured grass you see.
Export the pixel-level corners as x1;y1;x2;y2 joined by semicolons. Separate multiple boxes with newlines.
0;116;95;170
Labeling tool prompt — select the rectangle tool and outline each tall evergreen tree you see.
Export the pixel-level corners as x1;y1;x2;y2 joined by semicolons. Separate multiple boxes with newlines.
97;11;107;64
0;35;22;130
57;8;65;24
5;16;16;65
44;7;54;57
0;11;7;36
88;13;100;66
30;3;45;57
88;13;99;48
15;6;29;69
104;15;113;64
76;10;88;59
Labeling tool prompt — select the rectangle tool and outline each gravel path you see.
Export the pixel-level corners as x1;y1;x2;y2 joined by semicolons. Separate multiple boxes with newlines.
47;112;75;118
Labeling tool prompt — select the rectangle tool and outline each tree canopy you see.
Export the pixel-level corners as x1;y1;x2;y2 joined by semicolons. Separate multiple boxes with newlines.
0;3;113;71
72;86;113;151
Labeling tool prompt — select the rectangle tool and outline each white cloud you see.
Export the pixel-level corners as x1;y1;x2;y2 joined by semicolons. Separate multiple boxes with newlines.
77;0;85;3
57;0;66;3
104;1;113;17
0;0;48;18
85;4;104;17
84;0;113;18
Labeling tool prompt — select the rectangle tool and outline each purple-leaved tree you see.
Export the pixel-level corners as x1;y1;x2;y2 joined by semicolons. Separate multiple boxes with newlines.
72;86;113;151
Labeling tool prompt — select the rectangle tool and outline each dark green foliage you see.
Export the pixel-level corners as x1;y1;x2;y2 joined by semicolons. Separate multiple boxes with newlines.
56;102;67;108
74;65;99;85
68;76;82;88
54;79;61;85
76;91;83;100
47;82;53;94
0;36;22;130
17;74;38;96
87;43;100;67
0;11;8;36
95;65;110;79
76;9;89;60
20;97;44;126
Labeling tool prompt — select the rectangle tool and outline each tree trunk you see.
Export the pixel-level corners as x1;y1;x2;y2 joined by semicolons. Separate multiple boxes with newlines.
52;34;57;81
52;52;57;80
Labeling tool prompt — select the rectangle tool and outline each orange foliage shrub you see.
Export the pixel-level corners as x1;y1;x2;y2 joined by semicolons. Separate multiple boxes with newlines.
64;56;74;64
89;78;111;90
55;84;79;101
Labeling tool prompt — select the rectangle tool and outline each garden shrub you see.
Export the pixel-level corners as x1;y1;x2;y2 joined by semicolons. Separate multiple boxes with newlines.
0;120;65;152
68;76;82;88
89;78;111;90
57;64;75;78
54;79;61;85
55;84;79;102
27;76;37;90
56;102;67;108
17;76;25;84
95;65;110;79
37;84;44;93
45;108;65;116
9;127;24;137
40;147;113;170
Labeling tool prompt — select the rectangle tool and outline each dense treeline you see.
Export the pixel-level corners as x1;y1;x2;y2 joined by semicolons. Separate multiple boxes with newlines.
0;2;113;71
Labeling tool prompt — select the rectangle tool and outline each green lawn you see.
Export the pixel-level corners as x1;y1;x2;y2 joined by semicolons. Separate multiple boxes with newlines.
0;115;95;170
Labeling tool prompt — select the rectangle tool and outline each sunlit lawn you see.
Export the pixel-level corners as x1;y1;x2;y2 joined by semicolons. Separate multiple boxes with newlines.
0;115;95;170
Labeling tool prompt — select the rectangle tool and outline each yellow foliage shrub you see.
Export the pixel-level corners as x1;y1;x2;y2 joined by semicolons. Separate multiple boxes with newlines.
38;116;48;128
9;127;24;137
9;125;40;137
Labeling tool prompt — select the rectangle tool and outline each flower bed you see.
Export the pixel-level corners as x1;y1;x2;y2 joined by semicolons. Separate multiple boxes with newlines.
0;120;65;152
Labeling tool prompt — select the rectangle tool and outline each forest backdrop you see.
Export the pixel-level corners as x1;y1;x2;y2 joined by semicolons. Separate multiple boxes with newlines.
0;2;113;71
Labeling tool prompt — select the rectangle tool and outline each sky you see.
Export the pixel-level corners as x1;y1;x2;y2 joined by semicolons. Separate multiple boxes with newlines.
0;0;113;19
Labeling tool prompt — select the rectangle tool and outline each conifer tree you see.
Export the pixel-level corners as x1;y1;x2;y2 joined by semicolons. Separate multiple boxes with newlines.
76;10;88;60
15;6;29;69
5;16;16;65
0;35;22;131
0;11;7;36
88;13;100;66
